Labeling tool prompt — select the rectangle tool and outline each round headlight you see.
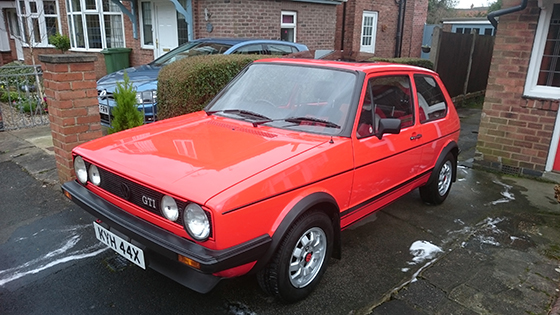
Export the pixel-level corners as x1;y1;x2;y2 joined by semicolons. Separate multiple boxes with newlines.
88;164;101;186
161;195;179;221
74;156;88;184
183;203;210;241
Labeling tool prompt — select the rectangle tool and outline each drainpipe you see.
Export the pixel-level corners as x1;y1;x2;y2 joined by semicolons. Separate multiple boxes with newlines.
395;0;406;57
487;0;528;28
341;1;346;51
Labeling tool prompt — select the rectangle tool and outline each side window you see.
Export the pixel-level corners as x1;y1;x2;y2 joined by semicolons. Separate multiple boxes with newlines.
267;44;297;55
233;44;264;55
357;75;413;138
414;74;448;123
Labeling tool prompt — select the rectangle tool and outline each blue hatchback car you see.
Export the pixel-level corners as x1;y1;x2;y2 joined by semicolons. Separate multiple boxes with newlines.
97;38;309;126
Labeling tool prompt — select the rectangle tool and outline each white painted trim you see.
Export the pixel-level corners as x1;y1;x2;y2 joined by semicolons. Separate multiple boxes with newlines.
523;1;560;101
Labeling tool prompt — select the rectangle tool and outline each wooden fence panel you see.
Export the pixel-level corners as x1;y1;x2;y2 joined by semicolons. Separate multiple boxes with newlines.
467;35;495;94
435;31;495;98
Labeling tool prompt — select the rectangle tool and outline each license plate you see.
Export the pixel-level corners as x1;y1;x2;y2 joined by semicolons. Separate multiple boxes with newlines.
99;104;109;115
94;222;146;269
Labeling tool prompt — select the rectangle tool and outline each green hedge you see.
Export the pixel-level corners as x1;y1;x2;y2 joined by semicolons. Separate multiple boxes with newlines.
368;57;434;70
157;54;273;120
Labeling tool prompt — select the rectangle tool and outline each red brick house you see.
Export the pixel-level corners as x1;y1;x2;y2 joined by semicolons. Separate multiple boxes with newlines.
334;0;428;58
475;0;560;180
2;0;430;78
1;0;344;78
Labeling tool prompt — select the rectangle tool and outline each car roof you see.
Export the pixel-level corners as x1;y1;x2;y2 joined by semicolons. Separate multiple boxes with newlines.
253;58;436;75
194;38;306;47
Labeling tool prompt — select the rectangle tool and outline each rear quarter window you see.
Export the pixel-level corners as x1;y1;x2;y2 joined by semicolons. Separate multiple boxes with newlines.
414;74;448;123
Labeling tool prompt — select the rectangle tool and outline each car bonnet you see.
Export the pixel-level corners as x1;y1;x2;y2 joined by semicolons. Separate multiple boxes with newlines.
73;112;331;205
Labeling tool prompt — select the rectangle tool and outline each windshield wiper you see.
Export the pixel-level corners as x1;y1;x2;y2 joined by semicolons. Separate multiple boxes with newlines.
283;116;341;129
206;109;270;121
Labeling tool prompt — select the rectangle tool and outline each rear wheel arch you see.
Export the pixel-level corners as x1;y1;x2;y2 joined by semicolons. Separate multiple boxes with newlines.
250;192;341;274
427;141;459;185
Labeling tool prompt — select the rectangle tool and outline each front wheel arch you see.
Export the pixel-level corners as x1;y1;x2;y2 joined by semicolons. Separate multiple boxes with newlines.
250;192;341;275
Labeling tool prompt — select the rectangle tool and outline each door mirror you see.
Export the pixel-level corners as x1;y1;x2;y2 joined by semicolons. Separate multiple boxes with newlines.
375;118;401;139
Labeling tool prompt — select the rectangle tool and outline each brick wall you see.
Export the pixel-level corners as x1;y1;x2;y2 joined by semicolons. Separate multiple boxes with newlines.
38;54;102;183
334;0;427;58
475;0;560;177
193;0;337;50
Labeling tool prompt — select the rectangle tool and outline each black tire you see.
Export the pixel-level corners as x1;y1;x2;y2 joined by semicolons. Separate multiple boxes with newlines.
257;211;333;303
420;152;456;205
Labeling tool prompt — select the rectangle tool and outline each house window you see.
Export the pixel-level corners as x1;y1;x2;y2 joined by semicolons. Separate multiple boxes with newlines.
140;2;153;47
66;0;125;50
524;2;560;99
281;11;296;42
177;0;189;45
360;11;378;53
15;0;60;47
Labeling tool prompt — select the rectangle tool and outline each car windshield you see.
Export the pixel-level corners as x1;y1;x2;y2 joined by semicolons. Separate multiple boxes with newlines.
151;41;234;67
207;63;357;136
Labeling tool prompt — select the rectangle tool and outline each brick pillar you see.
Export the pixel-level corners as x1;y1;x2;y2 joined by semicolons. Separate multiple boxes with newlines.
38;54;102;183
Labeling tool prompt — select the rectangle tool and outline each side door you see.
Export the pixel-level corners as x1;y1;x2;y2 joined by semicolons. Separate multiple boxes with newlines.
343;73;424;227
413;73;453;169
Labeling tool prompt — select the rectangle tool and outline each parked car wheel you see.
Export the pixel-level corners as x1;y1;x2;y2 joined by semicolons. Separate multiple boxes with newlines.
420;152;455;205
257;211;333;303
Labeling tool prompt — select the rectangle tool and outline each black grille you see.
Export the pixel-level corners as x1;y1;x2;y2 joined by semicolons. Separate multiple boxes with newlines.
96;167;188;223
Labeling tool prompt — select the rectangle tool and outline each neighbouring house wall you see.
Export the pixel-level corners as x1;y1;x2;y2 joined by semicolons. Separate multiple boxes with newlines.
334;0;427;58
475;0;560;177
23;1;154;79
193;0;337;50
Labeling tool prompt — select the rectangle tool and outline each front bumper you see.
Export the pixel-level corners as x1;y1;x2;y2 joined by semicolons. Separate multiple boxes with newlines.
62;180;271;293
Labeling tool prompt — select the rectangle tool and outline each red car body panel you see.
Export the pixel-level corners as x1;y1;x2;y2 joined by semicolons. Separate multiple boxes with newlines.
63;58;460;294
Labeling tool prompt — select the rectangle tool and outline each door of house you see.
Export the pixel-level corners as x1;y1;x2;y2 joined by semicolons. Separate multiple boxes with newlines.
5;8;24;60
154;1;179;58
360;11;378;54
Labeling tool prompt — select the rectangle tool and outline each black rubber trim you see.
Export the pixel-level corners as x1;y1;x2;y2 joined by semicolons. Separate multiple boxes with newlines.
250;192;341;272
339;168;433;219
62;181;271;276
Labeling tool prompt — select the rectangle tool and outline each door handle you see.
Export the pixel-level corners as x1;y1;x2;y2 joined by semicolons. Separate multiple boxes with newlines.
156;39;159;49
410;133;422;140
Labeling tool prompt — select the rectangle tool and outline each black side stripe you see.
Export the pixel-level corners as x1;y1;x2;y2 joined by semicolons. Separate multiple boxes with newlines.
340;168;433;219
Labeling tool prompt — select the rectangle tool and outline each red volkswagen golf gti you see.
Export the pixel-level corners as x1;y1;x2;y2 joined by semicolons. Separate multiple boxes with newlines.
63;58;460;302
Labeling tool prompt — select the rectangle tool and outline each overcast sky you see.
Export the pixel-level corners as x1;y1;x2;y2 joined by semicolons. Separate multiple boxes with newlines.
455;0;491;8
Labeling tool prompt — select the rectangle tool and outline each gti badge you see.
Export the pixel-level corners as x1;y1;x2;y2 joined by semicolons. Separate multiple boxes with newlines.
142;195;157;209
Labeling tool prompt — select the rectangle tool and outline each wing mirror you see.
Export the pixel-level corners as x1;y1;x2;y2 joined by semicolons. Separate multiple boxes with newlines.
375;118;401;140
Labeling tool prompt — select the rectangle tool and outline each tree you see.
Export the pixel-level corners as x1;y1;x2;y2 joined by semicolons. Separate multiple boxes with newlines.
108;72;144;134
487;0;503;13
427;0;459;24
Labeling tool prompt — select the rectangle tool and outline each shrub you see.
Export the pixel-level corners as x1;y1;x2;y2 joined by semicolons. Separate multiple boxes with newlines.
368;57;434;70
0;90;21;103
108;72;144;134
157;54;272;120
48;33;71;53
14;98;41;113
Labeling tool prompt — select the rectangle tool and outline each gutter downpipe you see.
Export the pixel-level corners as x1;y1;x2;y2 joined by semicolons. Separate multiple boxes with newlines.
341;1;346;51
395;0;406;57
487;0;528;28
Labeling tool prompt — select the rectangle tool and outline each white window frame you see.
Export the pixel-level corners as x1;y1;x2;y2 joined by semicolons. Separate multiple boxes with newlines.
66;0;125;51
360;11;378;53
281;11;297;43
15;0;61;48
524;0;560;100
139;1;154;49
